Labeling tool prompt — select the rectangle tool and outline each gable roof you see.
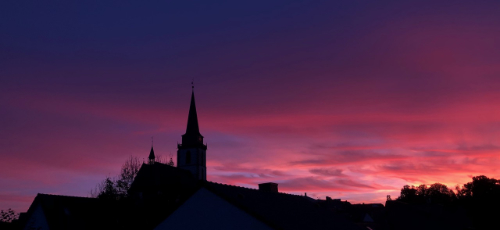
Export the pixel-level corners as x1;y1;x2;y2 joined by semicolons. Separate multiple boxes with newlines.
155;187;275;230
23;194;117;230
202;182;364;230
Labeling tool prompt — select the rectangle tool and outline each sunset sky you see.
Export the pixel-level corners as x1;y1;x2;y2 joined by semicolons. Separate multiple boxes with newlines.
2;0;500;212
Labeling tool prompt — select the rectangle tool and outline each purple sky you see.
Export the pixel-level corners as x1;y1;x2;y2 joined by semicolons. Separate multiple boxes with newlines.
2;0;500;211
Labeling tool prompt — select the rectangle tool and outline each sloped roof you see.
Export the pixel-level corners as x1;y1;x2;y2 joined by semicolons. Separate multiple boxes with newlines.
128;162;197;194
130;164;363;230
203;182;364;230
24;194;117;230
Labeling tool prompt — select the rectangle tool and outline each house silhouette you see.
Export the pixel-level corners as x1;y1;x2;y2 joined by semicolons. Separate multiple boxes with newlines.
20;89;366;230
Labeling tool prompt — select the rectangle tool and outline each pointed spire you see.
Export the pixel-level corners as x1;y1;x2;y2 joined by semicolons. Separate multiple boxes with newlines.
149;146;155;160
185;89;201;136
180;86;206;148
148;137;155;164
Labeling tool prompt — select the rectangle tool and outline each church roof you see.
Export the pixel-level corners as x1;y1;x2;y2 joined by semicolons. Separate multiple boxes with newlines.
128;162;363;230
128;162;197;194
201;182;364;230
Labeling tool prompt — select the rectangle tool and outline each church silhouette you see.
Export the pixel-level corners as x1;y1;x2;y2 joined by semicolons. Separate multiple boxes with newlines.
19;89;367;230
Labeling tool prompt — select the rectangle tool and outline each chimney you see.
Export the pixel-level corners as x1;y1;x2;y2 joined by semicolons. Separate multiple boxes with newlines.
258;182;278;193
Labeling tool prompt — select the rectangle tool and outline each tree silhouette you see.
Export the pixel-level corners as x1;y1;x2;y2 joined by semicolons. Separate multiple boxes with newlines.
456;175;500;229
115;156;141;196
91;156;141;199
397;183;455;204
167;157;174;166
458;175;500;200
396;175;500;230
97;177;119;200
0;209;18;223
398;185;419;203
426;183;456;204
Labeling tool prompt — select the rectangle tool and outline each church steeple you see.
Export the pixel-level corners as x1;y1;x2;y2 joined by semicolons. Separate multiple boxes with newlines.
148;146;155;165
177;86;207;181
181;89;205;148
186;90;201;135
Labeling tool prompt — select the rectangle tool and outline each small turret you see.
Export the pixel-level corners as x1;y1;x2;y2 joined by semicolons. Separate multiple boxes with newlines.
148;146;155;165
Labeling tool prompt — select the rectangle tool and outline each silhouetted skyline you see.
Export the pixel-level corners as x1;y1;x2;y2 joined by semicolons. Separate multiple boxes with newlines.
2;0;500;211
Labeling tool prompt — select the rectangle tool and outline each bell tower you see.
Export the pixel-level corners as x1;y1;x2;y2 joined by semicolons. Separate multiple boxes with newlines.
177;87;207;180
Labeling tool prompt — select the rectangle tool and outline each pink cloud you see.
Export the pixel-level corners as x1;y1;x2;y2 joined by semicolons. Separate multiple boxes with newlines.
3;0;500;212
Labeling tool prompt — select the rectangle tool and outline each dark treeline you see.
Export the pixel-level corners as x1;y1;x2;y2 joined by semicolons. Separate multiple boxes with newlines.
3;153;499;230
396;175;500;229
